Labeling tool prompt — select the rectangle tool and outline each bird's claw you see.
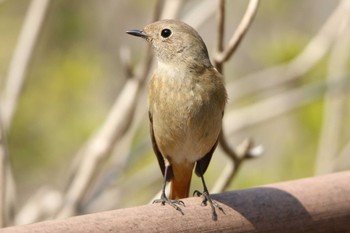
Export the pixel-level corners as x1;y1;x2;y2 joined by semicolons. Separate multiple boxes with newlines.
193;190;224;221
153;197;185;215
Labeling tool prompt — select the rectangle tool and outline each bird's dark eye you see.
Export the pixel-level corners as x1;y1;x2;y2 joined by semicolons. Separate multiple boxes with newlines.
161;28;172;38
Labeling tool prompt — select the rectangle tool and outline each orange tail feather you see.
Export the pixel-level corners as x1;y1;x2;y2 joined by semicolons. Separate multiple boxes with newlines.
170;163;194;199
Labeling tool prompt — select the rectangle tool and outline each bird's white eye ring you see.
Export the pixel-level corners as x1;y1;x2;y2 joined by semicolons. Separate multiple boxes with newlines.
161;28;172;38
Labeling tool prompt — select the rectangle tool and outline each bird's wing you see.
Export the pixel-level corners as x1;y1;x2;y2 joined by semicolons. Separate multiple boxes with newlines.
195;136;219;177
149;111;173;181
195;108;224;177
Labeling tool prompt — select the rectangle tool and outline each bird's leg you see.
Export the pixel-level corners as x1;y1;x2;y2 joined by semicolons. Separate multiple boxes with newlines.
153;165;185;215
193;165;224;221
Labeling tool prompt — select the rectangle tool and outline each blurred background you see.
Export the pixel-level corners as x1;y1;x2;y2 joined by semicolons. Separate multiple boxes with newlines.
0;0;349;227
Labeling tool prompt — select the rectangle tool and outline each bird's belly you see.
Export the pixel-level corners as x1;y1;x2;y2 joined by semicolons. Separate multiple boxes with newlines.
152;97;222;164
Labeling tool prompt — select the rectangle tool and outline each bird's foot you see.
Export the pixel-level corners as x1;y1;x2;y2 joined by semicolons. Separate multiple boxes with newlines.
193;190;224;221
153;195;185;215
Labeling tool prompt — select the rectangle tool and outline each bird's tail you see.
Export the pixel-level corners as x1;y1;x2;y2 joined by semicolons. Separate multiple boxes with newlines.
170;163;194;199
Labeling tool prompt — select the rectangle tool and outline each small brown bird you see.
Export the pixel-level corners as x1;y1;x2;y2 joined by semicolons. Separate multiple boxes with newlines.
127;19;227;220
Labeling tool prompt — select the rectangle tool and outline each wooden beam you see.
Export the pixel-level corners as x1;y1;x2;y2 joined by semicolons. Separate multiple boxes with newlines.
1;171;350;232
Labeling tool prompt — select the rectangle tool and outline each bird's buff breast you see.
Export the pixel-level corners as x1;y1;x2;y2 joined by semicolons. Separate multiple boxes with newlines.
149;69;223;164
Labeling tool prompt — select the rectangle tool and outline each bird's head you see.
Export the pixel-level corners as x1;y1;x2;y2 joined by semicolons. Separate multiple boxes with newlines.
127;19;211;68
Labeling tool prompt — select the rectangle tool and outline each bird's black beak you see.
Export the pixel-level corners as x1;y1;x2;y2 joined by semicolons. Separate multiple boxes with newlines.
126;29;148;38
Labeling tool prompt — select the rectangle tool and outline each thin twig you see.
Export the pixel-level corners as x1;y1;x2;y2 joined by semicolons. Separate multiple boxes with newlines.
212;139;259;193
217;0;225;53
215;0;226;72
218;131;238;162
1;0;51;129
214;0;260;65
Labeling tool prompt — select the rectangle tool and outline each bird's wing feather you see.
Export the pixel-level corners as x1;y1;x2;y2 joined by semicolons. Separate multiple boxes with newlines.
195;133;219;177
149;111;173;181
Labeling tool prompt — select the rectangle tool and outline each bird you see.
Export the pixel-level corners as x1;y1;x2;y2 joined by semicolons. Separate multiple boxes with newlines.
126;19;227;220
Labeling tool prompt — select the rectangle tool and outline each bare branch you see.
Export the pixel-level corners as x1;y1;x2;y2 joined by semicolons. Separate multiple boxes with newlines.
0;0;50;226
217;75;349;192
212;138;262;193
334;141;350;171
215;2;350;193
1;0;50;129
0;115;16;227
55;75;146;219
153;0;165;21
0;118;8;227
226;0;350;102
216;0;225;53
315;24;350;175
224;78;350;135
214;0;260;65
15;187;62;225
